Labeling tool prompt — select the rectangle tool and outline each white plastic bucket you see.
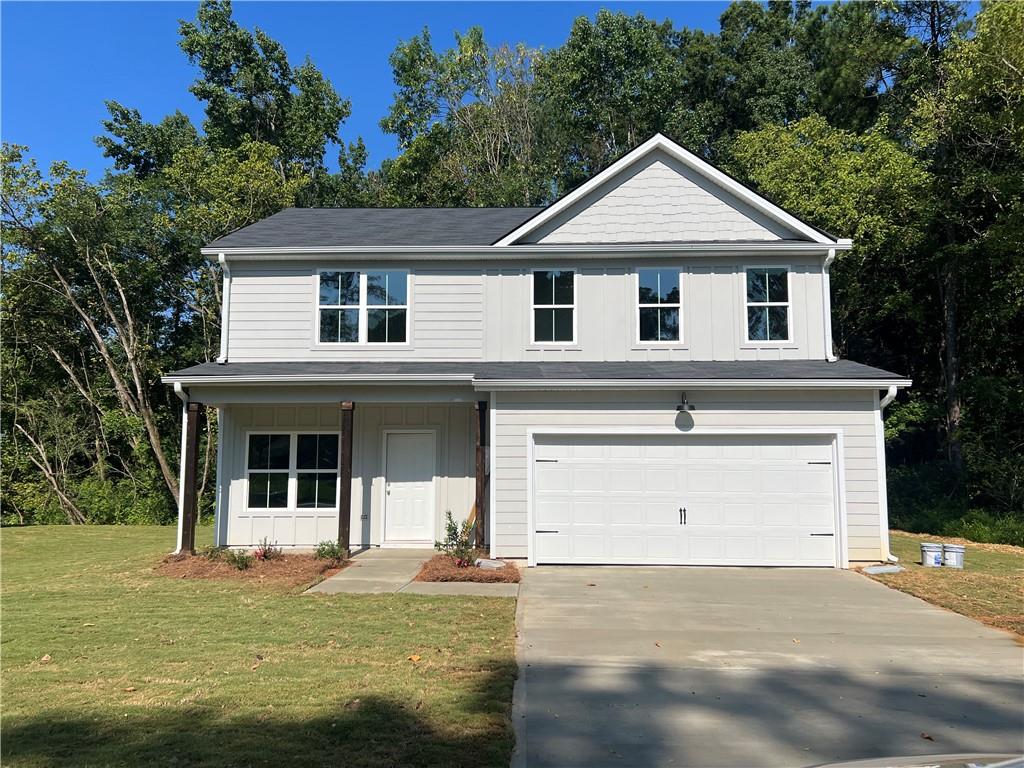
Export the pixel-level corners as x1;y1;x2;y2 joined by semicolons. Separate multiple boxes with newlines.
920;542;943;567
943;544;965;569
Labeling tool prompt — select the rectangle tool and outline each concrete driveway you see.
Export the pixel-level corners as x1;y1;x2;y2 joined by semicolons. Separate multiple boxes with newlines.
512;567;1023;767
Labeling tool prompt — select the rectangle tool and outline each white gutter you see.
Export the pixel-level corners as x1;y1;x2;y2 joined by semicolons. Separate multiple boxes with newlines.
216;253;231;364
822;248;839;362
876;384;900;563
199;241;854;260
172;383;188;554
162;373;475;386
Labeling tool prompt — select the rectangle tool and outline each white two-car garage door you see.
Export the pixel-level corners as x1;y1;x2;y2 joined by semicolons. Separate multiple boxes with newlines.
532;434;839;567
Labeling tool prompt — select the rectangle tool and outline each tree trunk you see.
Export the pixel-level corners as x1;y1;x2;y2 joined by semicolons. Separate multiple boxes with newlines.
939;255;963;475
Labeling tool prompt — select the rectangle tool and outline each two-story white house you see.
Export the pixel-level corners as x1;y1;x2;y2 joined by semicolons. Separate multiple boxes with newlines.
164;134;910;568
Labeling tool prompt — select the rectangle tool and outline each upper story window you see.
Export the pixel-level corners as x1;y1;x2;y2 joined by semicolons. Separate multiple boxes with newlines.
319;270;408;344
532;269;575;343
247;433;339;510
637;268;680;343
745;267;790;342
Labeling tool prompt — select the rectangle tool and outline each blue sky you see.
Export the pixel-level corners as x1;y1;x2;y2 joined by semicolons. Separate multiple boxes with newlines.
1;1;731;179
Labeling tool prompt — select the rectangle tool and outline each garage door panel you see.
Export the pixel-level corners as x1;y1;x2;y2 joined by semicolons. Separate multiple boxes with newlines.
533;434;838;567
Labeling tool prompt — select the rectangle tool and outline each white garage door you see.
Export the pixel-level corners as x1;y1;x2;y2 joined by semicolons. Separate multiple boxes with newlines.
532;434;838;566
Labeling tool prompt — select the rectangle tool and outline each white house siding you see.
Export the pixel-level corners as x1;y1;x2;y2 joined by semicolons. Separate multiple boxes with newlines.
523;150;792;244
217;401;474;547
482;259;827;362
227;261;484;362
491;389;884;563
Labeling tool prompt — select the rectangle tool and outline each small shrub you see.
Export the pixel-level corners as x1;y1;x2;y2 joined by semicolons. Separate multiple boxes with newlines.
196;545;223;561
435;510;474;567
225;549;254;571
315;540;345;561
253;537;282;562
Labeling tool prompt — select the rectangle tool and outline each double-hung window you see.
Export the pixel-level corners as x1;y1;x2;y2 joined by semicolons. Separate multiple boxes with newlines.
745;267;790;342
637;268;681;343
319;270;408;344
246;433;339;510
532;269;575;343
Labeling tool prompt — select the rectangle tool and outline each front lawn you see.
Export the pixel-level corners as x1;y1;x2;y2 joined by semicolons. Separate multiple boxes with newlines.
0;526;517;768
868;531;1024;636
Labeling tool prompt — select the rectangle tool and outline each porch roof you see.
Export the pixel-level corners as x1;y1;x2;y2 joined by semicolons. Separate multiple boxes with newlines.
163;360;910;390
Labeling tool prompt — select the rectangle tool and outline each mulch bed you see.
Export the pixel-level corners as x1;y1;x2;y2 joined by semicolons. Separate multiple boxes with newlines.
414;554;521;583
157;552;347;588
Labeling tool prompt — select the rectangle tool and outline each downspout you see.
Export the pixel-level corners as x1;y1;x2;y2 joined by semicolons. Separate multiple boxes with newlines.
173;382;189;554
822;248;839;362
877;384;899;562
217;253;231;364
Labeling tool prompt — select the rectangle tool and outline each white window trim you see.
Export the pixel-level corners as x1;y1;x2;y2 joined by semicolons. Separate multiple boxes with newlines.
635;268;684;346
314;269;412;347
742;265;793;345
244;430;341;512
530;268;577;345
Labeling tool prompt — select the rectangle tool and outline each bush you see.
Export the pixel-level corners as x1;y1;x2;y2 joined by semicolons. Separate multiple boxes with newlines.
943;510;1024;547
314;540;345;561
224;549;254;570
253;537;282;562
434;510;474;567
196;545;223;561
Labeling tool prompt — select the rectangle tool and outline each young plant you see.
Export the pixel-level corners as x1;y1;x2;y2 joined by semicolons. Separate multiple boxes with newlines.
434;510;474;567
253;537;282;562
225;549;253;571
315;539;346;562
196;545;223;561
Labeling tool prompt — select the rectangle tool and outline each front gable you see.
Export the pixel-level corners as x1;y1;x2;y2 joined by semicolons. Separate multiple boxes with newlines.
498;134;835;246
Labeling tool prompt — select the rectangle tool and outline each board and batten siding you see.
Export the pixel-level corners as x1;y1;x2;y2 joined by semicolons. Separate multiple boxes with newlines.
227;261;485;361
482;259;827;362
217;402;474;547
491;389;884;563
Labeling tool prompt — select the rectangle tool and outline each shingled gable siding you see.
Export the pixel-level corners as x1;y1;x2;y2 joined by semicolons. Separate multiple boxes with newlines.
492;389;884;563
226;261;484;362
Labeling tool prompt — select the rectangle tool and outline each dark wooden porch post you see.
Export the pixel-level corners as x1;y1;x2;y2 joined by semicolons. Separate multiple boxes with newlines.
474;400;488;550
180;401;203;554
338;401;355;555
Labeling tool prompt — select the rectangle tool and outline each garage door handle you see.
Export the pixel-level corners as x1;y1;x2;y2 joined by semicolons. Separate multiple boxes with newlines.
809;533;834;537
536;530;560;534
679;507;686;525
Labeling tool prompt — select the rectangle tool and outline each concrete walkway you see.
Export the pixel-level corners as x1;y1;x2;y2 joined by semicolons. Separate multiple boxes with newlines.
305;548;519;596
513;567;1024;768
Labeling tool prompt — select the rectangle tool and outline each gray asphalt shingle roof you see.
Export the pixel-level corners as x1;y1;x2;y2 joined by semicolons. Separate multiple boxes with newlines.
165;359;906;382
205;207;543;250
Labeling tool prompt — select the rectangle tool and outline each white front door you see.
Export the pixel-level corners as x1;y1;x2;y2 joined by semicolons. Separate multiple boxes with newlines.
533;434;838;566
384;431;436;543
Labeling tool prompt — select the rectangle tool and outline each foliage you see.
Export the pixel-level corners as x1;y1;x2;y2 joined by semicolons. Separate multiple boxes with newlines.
253;537;283;562
314;539;346;561
224;548;254;570
435;511;474;567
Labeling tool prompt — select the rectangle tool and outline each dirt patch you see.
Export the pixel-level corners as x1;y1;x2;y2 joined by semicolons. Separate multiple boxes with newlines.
890;530;1024;556
414;555;520;584
157;552;346;588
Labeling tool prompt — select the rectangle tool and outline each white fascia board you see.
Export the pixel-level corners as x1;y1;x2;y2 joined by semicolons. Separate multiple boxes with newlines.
199;241;851;260
494;133;837;246
161;373;475;386
474;378;913;391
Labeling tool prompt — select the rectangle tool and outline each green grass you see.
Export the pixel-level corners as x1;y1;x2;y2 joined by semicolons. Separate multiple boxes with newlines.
1;526;517;767
870;531;1024;636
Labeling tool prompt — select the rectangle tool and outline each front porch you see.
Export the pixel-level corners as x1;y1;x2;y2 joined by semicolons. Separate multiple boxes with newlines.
174;391;489;555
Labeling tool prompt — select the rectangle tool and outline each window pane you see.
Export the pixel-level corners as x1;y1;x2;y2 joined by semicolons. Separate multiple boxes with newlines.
319;272;340;306
638;269;678;304
659;308;680;341
317;473;337;508
387;308;407;343
318;435;339;469
320;309;358;343
297;435;318;470
268;473;288;507
534;308;554;342
747;306;768;341
320;271;358;306
297;473;317;508
553;308;573;341
533;271;554;305
248;434;269;470
367;271;407;306
367;309;386;342
639;307;659;341
268;435;290;469
767;269;788;302
248;473;269;507
768;306;789;340
746;270;768;302
553;270;574;305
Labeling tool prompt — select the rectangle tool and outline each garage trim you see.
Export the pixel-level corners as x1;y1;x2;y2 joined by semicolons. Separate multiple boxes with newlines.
525;427;848;568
